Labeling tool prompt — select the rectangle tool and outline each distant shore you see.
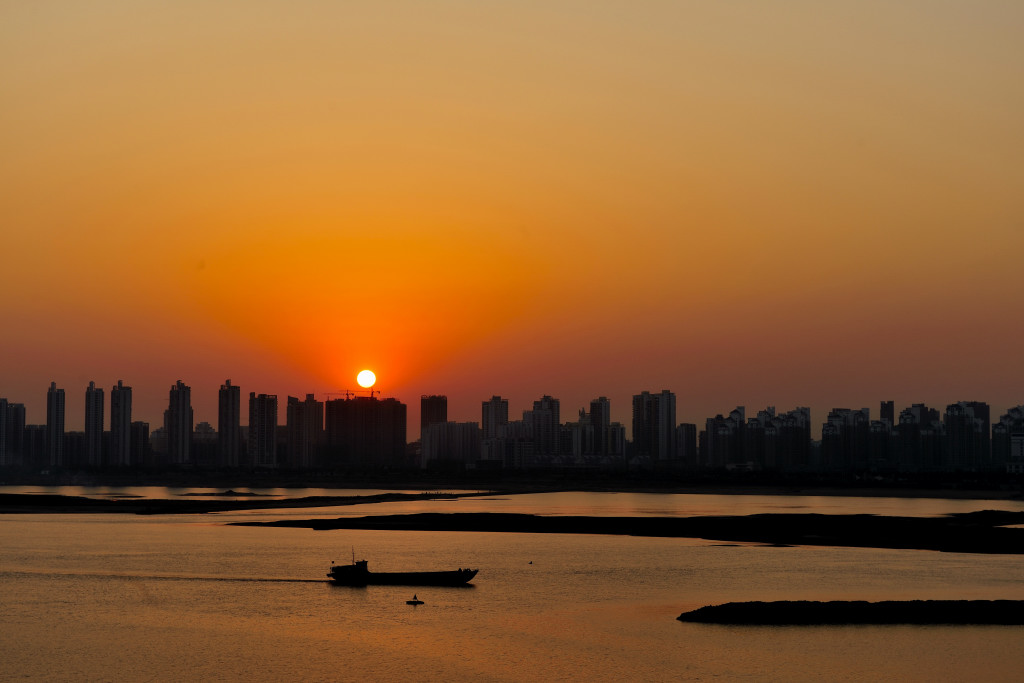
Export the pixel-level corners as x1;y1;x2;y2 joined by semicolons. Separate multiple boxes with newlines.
0;490;494;515
2;469;1022;502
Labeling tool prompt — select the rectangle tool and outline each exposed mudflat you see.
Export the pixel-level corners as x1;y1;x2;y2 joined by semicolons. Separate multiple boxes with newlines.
232;509;1024;554
677;600;1024;624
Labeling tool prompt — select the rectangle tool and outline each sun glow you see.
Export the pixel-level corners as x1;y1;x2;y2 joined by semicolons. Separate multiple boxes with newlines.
356;369;376;388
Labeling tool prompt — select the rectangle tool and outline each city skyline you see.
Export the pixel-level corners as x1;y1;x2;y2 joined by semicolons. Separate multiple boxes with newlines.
3;375;1020;474
1;374;1019;441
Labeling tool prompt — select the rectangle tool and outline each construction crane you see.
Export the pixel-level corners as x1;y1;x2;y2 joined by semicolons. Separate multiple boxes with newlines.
323;388;378;400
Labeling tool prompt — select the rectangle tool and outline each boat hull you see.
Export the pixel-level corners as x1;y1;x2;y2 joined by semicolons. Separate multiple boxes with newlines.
327;565;478;586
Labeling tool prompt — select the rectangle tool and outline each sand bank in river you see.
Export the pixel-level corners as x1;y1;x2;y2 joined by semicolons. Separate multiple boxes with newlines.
232;510;1024;554
677;600;1024;624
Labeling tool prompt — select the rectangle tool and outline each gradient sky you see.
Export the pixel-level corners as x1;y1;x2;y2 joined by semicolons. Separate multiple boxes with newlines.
2;1;1022;433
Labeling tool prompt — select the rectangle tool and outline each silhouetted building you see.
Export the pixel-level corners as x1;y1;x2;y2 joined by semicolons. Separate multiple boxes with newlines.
944;401;990;471
64;431;86;468
526;395;560;460
590;397;611;457
325;396;407;468
23;424;45;467
2;401;25;466
1012;434;1024;473
880;400;895;427
768;407;812;471
248;393;278;468
745;411;766;469
218;380;241;467
481;396;508;439
194;421;218;467
0;398;7;466
109;381;132;467
287;394;323;469
422;421;481;468
868;417;894;470
84;381;104;467
480;396;509;464
165;380;193;466
609;422;627;460
732;406;810;472
675;423;697;465
821;408;870;471
632;390;676;461
420;395;447;441
993;406;1024;473
130;421;150;466
895;404;943;471
567;408;594;459
46;382;65;467
703;407;745;469
500;419;535;468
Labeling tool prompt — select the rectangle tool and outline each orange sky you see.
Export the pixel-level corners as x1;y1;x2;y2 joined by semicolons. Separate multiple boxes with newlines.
2;1;1022;432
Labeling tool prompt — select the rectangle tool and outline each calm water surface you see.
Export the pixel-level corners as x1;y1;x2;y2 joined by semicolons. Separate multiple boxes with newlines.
6;485;1023;517
3;491;1024;681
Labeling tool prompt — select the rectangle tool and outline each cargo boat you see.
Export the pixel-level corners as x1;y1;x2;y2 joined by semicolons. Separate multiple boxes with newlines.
327;559;478;586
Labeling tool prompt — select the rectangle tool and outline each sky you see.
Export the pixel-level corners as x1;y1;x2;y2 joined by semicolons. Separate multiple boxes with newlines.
2;1;1022;434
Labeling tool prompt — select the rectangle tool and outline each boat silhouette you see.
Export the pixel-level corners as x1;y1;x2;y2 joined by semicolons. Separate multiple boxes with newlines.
328;559;478;586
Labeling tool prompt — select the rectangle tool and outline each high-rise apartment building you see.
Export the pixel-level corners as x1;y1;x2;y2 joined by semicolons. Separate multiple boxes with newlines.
84;381;104;467
944;401;991;471
821;408;871;470
286;394;323;469
130;421;150;466
248;393;278;468
166;380;193;465
480;396;509;463
589;397;610;456
420;395;447;441
632;390;676;460
325;396;407;468
993;406;1024;471
895;403;943;471
527;395;560;457
109;381;132;466
0;398;7;466
481;396;509;440
880;401;895;427
422;421;480;467
218;380;241;467
3;402;26;466
46;382;65;467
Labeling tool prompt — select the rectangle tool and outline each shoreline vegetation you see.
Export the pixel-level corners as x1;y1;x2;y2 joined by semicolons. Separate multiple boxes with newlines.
676;600;1024;625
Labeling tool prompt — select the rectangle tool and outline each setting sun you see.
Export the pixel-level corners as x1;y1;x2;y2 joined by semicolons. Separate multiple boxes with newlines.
356;370;376;389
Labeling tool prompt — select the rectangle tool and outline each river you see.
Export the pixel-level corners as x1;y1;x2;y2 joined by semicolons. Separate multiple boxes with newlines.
2;489;1023;681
